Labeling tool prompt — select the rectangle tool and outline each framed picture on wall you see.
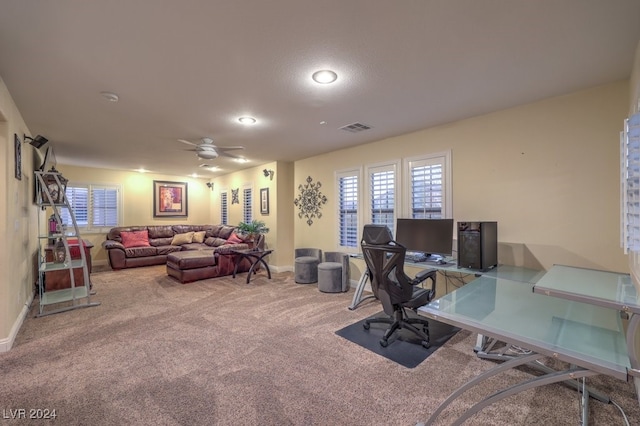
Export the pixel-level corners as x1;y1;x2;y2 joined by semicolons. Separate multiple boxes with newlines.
14;133;21;180
153;180;188;217
260;187;269;215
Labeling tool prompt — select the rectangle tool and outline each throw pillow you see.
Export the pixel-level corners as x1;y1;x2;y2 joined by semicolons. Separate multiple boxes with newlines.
226;232;244;244
171;231;195;245
192;231;206;243
121;230;151;248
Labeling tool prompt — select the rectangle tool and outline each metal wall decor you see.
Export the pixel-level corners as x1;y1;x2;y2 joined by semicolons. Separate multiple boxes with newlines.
14;133;21;180
231;188;239;204
294;176;327;226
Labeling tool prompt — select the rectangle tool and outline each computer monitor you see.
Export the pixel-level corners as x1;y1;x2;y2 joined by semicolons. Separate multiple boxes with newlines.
395;218;454;259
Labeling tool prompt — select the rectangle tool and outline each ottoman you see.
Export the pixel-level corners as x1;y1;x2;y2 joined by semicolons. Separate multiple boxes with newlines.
166;250;217;284
318;262;343;293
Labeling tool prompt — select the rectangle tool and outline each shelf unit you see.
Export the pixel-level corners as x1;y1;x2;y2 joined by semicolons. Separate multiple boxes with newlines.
34;170;100;317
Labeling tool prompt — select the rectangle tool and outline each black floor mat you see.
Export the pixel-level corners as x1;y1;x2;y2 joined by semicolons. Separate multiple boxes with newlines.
335;313;460;368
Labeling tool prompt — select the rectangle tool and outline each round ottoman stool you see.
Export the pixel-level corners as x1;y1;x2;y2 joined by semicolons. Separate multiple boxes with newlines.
317;262;343;293
295;256;320;284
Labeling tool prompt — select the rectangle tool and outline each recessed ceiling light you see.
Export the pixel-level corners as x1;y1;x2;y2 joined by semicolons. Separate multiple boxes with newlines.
312;70;337;84
238;116;257;125
234;158;249;163
100;91;119;102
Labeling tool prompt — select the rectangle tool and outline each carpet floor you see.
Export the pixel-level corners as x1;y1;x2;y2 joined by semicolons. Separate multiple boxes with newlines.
1;266;639;425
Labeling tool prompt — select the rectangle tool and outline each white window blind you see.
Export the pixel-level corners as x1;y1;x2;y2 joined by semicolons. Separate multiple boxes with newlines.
622;112;640;252
410;159;443;219
369;164;396;234
220;191;228;225
338;172;358;248
62;184;120;231
243;187;253;223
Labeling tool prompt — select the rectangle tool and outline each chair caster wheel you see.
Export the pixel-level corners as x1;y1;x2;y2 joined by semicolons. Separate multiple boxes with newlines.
363;322;370;330
380;339;389;348
421;341;430;349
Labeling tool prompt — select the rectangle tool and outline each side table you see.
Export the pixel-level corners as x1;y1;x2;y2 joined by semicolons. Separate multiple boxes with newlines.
230;248;273;284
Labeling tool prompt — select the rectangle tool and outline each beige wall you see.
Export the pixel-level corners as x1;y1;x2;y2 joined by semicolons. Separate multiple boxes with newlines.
59;166;218;266
294;80;630;279
0;77;39;351
211;161;293;268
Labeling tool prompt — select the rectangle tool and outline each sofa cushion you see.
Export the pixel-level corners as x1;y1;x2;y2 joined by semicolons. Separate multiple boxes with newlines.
156;245;183;255
226;232;244;244
147;226;175;239
193;231;206;243
125;246;157;258
217;225;236;240
205;237;227;247
181;242;210;251
149;237;174;247
214;243;249;254
121;230;151;248
171;231;194;245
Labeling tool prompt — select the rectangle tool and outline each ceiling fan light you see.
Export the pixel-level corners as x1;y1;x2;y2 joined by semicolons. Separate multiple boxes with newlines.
312;70;337;84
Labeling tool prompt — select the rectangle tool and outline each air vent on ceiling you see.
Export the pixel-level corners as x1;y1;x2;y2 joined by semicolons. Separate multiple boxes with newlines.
340;122;372;133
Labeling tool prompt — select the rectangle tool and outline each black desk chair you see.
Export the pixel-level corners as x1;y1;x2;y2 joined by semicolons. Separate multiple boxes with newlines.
361;224;437;349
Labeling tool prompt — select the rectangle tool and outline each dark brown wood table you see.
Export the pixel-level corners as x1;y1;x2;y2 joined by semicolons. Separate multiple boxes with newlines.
229;248;273;283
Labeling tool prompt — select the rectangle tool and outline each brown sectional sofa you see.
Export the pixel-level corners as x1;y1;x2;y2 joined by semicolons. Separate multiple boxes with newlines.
102;225;264;281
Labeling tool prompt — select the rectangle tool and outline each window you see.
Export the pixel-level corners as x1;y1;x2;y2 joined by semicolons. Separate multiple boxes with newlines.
62;183;120;232
367;163;398;234
405;152;451;219
243;186;253;223
220;191;228;225
622;113;640;253
337;170;359;248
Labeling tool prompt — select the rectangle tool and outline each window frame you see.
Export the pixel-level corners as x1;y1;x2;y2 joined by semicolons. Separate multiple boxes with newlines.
335;167;362;252
220;189;229;225
242;184;253;224
62;182;122;233
402;150;452;219
365;160;400;236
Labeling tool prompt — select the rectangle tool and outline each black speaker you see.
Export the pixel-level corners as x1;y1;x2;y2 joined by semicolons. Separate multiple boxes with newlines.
457;221;497;271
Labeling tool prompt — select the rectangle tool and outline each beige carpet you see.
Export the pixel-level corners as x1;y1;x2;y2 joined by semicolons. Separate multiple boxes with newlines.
1;266;639;425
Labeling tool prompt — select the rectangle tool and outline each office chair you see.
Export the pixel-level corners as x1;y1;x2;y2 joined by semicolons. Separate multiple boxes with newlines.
360;224;437;349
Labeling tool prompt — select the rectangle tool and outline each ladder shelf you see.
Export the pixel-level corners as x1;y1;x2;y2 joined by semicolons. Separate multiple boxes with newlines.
34;170;100;317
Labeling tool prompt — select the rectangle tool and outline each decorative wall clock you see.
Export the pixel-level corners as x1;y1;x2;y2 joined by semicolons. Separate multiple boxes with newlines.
294;176;327;226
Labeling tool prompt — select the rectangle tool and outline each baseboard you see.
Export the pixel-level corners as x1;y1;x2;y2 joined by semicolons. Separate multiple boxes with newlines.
0;291;34;353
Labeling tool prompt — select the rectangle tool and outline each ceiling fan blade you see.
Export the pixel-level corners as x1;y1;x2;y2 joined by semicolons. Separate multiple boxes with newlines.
178;139;198;146
218;151;243;159
217;146;245;152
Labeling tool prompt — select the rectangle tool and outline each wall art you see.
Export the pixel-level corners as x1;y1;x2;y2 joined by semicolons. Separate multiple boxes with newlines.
153;180;188;217
231;188;239;204
260;188;269;215
294;176;327;226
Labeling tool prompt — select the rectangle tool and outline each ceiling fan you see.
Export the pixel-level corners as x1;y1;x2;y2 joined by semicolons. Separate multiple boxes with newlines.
178;137;244;160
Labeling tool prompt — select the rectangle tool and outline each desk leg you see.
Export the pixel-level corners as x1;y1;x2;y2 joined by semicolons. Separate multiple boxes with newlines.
348;270;376;310
626;313;640;407
419;353;598;426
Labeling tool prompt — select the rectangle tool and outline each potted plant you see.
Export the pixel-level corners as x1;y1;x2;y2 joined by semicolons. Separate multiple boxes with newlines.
237;219;269;246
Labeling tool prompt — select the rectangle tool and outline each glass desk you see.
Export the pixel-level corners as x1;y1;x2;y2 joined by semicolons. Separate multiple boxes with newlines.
417;275;632;425
348;259;544;311
533;264;640;407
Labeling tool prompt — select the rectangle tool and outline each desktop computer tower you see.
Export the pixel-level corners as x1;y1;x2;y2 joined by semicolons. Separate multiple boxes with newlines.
457;221;497;271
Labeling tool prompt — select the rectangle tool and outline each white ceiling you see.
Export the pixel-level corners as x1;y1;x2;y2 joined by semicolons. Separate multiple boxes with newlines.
1;1;639;178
